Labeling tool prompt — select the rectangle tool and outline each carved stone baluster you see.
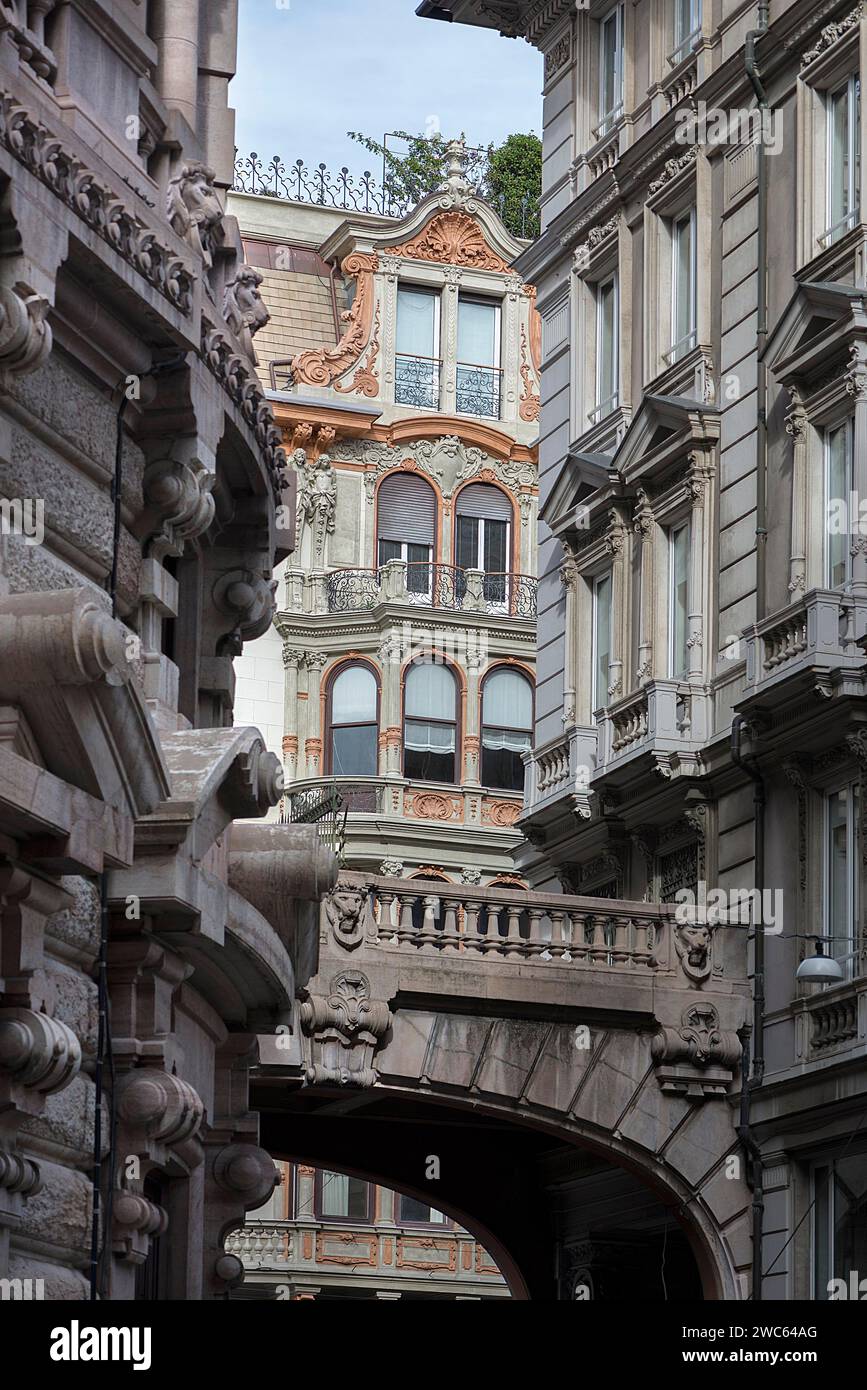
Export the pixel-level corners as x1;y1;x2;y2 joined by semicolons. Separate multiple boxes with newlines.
417;895;440;954
485;903;502;955
548;909;566;959
379;889;397;942
632;917;650;965
441;898;461;954
613;915;629;966
527;907;546;957
463;898;482;954
505;903;524;958
396;893;417;948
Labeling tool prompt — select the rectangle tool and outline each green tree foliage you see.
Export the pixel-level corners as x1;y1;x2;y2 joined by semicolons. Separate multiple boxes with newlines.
347;129;541;239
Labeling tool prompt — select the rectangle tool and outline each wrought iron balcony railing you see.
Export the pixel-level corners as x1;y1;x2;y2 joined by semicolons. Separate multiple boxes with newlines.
322;563;537;617
394;353;441;409
233;151;411;217
455;362;502;419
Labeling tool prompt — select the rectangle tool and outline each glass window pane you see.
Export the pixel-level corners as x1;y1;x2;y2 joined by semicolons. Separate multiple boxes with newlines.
594;574;612;712
670;524;689;676
830;84;850;233
396;287;436;357
597;277;617;406
601;11;620;120
458;298;497;365
827;787;850;961
826;422;852;588
404;722;455;782
833;1154;867;1284
484;670;533;729
321;1172;369;1220
814;1166;831;1298
456;514;479;571
378;538;401;566
332;666;377;724
483;518;508;574
673;213;694;351
406;663;456;720
332;724;377;777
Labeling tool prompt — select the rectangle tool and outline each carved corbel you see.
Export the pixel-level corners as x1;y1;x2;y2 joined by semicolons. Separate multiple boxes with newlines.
0;588;129;691
222;264;270;362
225;740;285;819
212;569;278;650
0;282;52;380
112;1189;168;1265
651;1003;741;1098
141;456;216;550
115;1069;205;1171
165;161;224;273
299;969;391;1088
0;1008;81;1116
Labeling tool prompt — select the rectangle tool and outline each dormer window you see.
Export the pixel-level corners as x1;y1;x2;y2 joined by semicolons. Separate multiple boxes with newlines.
456;294;501;419
395;286;440;408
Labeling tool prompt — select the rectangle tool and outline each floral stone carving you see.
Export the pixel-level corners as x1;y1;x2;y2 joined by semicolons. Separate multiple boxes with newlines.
300;970;391;1088
651;1003;741;1099
386;211;512;273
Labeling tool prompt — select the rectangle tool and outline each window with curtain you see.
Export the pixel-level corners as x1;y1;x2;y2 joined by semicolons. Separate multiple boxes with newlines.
456;295;501;418
826;781;860;974
328;663;378;777
455;483;512;606
316;1170;371;1222
826;74;861;246
598;5;624;136
396;286;440;408
668;521;690;677
482;668;533;791
670;207;696;363
377;472;437;596
404;662;457;783
593;572;612;715
826;419;854;589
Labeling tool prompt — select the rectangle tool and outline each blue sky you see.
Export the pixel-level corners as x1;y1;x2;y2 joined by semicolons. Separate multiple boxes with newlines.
231;0;542;182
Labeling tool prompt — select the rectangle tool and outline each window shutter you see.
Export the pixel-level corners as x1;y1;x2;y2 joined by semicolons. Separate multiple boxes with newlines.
455;482;512;522
377;473;436;544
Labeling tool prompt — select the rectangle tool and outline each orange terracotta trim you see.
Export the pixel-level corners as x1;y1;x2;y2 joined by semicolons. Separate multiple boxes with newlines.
334;302;381;398
386;211;512;274
291;251;379;387
526;285;542;375
519;325;541;423
385;415;534;460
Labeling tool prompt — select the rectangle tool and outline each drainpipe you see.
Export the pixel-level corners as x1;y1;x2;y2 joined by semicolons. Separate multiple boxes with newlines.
730;713;766;1300
746;3;770;620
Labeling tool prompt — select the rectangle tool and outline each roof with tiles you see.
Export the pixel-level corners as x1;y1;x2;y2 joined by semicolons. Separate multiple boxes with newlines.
242;238;348;382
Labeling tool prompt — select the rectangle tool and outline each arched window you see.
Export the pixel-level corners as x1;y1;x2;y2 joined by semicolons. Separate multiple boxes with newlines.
377;472;436;596
404;662;458;783
455;483;512;606
327;663;379;777
481;668;533;791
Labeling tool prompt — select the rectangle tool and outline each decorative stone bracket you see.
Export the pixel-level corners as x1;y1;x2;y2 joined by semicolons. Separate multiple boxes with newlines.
651;1003;741;1099
0;1008;81;1113
115;1068;205;1172
299;969;391;1088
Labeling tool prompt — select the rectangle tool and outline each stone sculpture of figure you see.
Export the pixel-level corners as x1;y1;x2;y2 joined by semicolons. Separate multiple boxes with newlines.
295;450;337;540
223;265;270;359
166;161;224;271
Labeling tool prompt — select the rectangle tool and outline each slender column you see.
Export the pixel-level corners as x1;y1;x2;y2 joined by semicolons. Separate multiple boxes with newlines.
785;390;808;601
282;647;304;783
378;633;403;776
463;649;482;785
686;453;712;684
151;0;201;129
440;267;462;414
304;652;327;777
560;547;578;726
846;347;867;600
605;510;628;703
379;260;400;406
633;490;654;684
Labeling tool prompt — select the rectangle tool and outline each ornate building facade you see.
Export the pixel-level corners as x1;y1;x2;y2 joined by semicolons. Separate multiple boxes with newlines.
229;1162;508;1300
0;1;334;1301
422;0;867;1298
231;146;541;885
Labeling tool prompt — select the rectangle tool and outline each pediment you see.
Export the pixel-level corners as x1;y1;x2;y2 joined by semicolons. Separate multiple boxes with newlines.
539;450;616;535
612;393;719;484
766;280;867;386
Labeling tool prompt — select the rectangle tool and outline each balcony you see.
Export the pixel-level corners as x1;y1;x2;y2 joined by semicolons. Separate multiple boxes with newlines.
284;777;523;840
455;361;502;420
742;588;867;707
319;562;537;618
522;726;598;824
595;681;711;784
395;353;441;409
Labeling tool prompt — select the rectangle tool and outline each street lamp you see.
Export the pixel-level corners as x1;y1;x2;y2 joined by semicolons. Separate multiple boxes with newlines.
795;938;855;984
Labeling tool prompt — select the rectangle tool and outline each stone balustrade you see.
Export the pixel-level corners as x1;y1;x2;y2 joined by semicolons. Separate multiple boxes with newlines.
743;588;867;699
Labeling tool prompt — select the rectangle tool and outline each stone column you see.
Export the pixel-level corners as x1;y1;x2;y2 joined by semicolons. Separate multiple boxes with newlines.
378;633;402;777
282;647;304;783
605;510;628;703
304;652;327;778
633;489;655;684
687;453;713;684
560;547;578;725
440;267;463;414
785;389;808;602
846;345;867;600
151;0;201;129
464;649;483;785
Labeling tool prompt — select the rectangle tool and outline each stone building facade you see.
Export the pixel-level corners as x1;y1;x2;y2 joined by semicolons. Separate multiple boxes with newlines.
0;1;334;1301
421;0;867;1298
229;1162;508;1300
231;149;541;884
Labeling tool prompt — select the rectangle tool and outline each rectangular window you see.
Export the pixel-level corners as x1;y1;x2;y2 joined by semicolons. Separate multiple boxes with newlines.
825;75;861;246
592;275;618;422
669;522;690;677
825;782;860;974
399;1194;449;1225
592;572;612;715
396;286;440;408
812;1155;867;1298
825;419;854;589
671;0;701;64
318;1172;371;1222
669;208;696;363
598;5;624;137
456;295;501;418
